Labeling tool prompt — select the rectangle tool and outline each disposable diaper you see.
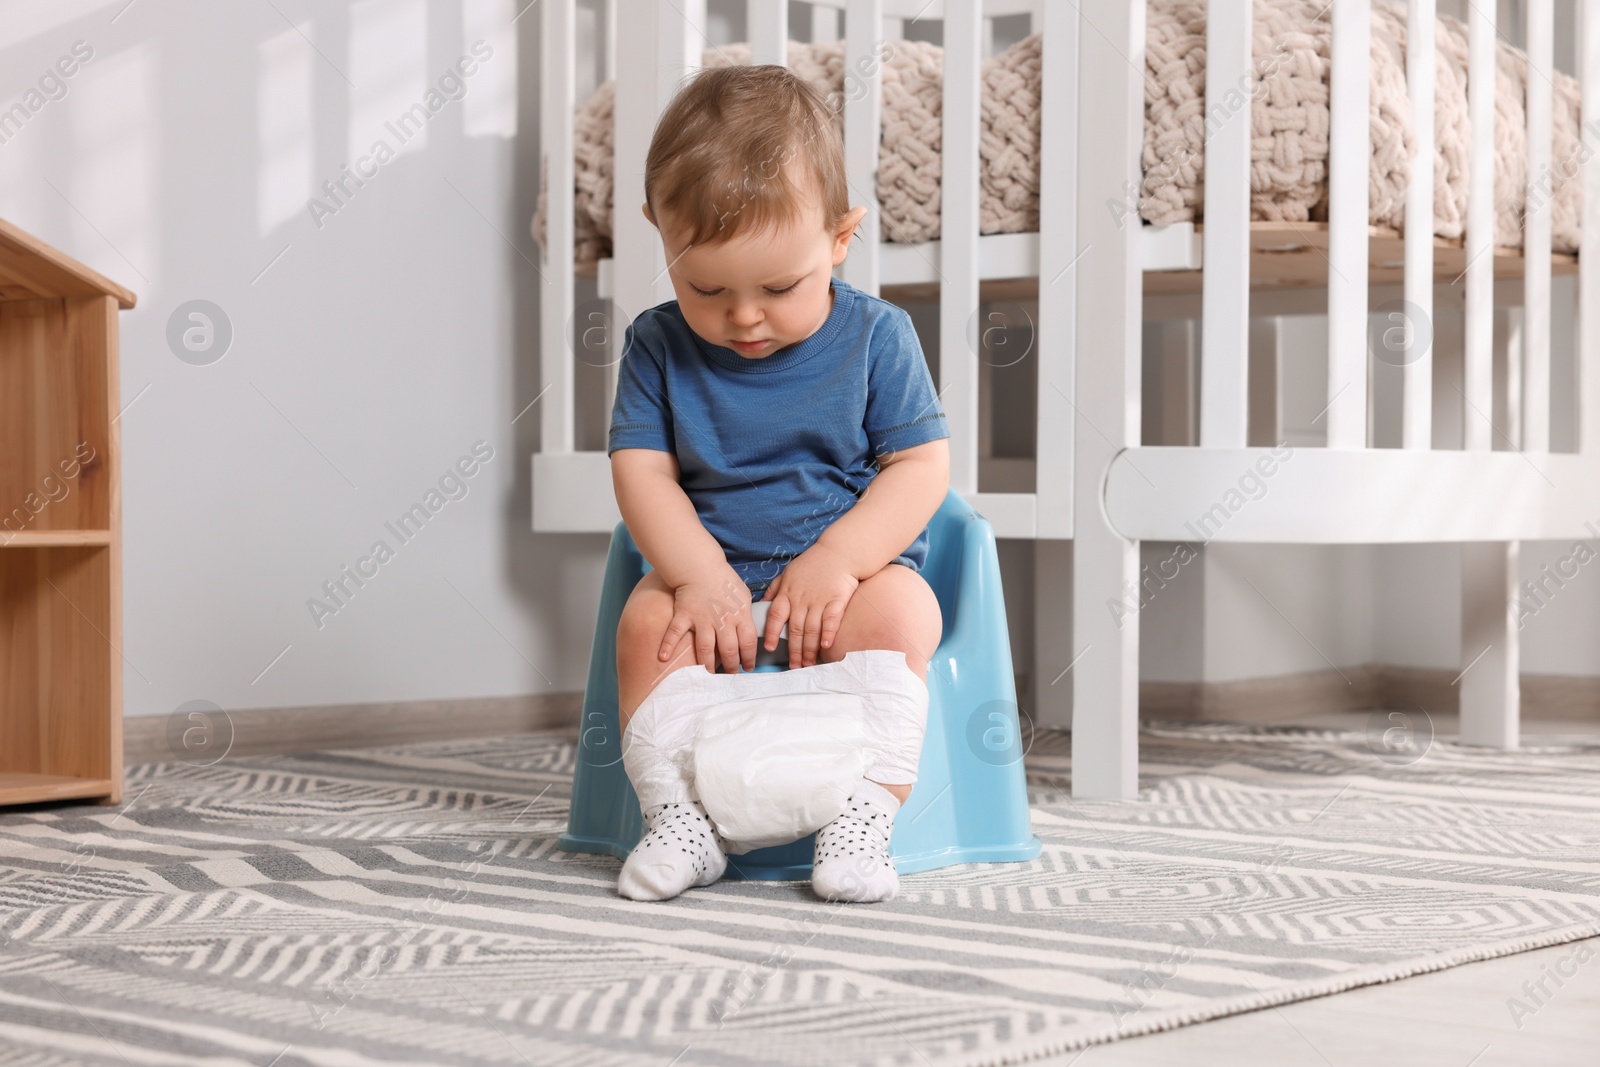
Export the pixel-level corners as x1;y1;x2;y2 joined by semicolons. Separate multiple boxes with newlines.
621;647;929;855
692;691;872;853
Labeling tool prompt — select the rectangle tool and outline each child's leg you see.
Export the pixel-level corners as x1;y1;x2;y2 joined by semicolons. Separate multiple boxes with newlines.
815;562;942;802
809;563;942;902
618;570;707;732
613;571;729;901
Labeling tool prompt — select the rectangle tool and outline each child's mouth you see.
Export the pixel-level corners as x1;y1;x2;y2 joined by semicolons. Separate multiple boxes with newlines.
730;339;769;354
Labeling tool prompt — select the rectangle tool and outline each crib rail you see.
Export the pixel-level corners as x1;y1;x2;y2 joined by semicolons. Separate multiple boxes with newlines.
1099;0;1595;538
533;0;1051;537
1079;0;1600;793
532;0;1600;799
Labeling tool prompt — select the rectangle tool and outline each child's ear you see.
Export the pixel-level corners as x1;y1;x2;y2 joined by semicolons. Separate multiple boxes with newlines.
641;201;655;225
833;206;868;260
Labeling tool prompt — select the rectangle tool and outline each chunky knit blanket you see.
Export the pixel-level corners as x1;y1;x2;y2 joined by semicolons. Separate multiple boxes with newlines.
531;0;1583;273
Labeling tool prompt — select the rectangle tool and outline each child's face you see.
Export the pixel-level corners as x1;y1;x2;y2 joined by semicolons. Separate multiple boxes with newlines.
644;197;868;359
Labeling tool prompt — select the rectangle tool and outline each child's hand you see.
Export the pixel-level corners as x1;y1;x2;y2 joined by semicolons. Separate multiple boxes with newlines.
659;566;757;675
761;542;860;668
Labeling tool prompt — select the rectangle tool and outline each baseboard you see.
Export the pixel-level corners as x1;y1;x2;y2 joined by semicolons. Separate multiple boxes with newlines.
1140;665;1600;723
124;665;1598;765
1140;666;1380;723
124;692;584;766
1514;672;1600;721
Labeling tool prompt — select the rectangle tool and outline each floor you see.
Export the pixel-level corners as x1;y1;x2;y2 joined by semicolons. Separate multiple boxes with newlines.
1038;709;1600;1066
8;706;1591;1065
1049;934;1600;1065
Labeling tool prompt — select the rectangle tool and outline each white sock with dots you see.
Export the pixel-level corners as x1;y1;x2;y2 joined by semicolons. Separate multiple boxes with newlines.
811;778;902;903
616;799;727;901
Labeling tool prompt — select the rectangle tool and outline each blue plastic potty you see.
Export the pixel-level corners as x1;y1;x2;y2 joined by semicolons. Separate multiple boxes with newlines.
557;488;1042;880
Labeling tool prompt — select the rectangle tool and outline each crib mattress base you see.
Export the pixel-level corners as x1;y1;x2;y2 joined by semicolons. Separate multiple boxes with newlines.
583;221;1576;306
1142;222;1579;298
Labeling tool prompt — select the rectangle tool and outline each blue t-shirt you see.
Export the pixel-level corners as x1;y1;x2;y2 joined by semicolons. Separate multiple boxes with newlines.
607;277;950;602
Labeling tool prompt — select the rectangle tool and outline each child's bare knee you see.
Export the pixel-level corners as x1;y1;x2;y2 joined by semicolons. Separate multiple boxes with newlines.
618;573;674;649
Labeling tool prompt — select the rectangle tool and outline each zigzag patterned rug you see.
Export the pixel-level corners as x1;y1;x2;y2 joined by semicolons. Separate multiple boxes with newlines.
1;723;1598;1066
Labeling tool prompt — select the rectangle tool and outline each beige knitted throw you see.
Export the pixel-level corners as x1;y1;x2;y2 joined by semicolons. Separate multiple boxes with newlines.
531;0;1584;272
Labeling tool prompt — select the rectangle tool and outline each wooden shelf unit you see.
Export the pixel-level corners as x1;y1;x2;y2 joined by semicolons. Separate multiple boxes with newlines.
0;216;135;808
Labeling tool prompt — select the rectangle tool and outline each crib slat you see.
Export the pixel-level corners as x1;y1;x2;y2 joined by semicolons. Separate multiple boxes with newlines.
1199;0;1252;449
1464;0;1495;452
748;0;787;66
1402;0;1435;449
1585;0;1600;452
1072;0;1143;798
1524;0;1554;453
1035;0;1076;540
842;0;883;296
942;0;982;495
541;0;575;454
1325;0;1370;449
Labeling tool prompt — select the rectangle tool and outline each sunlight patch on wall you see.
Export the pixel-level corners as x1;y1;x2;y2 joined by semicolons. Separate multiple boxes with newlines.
257;23;312;236
347;0;428;160
3;0;126;54
69;41;153;286
463;0;516;138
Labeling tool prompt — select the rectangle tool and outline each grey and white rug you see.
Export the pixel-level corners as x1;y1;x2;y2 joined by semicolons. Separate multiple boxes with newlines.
1;722;1598;1067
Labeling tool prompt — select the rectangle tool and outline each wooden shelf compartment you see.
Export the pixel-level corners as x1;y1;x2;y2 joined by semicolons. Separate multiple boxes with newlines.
0;217;128;809
0;297;114;538
0;544;120;803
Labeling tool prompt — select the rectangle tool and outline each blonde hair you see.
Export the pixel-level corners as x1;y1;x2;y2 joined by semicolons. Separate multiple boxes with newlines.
644;64;852;250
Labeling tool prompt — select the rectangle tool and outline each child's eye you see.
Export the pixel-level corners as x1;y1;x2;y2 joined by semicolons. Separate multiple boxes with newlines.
688;283;798;298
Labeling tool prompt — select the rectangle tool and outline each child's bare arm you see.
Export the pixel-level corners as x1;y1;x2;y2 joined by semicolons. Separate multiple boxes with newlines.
611;448;726;586
612;448;758;672
815;438;951;581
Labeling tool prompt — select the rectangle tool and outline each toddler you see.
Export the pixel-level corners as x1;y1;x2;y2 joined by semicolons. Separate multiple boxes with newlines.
607;64;950;903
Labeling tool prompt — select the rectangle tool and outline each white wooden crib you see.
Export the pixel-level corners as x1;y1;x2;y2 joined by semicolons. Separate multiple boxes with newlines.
533;0;1600;798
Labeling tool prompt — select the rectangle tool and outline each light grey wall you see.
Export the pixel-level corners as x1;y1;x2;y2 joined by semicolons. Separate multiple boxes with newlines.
2;0;605;718
5;0;1593;728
